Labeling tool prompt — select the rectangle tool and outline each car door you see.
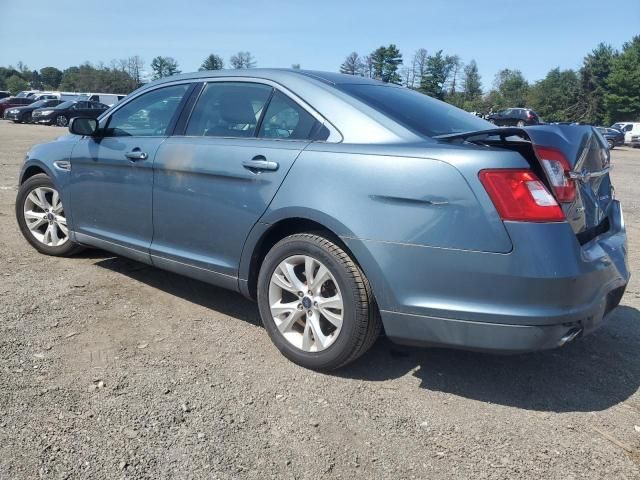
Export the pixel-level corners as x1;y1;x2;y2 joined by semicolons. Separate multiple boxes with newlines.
151;81;327;285
68;83;191;262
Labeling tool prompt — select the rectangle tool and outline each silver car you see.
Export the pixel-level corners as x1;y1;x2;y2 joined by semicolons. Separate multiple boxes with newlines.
15;70;629;370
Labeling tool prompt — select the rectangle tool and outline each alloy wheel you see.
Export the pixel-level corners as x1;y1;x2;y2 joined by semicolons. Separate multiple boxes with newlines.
23;186;69;247
268;255;344;352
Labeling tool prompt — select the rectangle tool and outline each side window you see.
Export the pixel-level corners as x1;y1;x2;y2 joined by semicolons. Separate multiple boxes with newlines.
623;125;632;132
258;91;322;140
73;102;89;109
105;84;189;137
185;82;272;137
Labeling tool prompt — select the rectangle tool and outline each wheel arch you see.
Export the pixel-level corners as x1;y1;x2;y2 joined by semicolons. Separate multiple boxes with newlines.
240;216;365;301
20;163;51;184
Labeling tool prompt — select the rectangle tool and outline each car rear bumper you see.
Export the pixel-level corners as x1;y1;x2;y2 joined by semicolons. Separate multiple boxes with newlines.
343;201;629;353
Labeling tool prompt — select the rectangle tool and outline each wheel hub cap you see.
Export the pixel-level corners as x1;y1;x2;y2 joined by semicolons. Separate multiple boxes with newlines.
268;255;344;352
23;186;69;247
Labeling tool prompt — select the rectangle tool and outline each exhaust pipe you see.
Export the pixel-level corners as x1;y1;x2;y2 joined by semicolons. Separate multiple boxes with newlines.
558;328;582;347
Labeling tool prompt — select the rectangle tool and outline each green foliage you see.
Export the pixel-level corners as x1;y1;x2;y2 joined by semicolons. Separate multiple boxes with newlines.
605;36;640;122
199;54;224;71
527;68;580;122
574;43;616;124
59;63;137;93
491;69;529;109
462;60;482;101
370;45;402;83
39;66;63;89
419;50;457;99
5;75;29;94
150;56;181;80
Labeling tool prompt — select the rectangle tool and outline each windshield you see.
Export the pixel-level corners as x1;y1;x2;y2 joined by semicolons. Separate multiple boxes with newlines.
55;101;75;109
338;84;492;137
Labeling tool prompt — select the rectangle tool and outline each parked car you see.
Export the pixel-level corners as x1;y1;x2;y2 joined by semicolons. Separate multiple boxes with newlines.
596;127;625;149
15;70;628;370
630;134;640;148
15;90;42;98
487;108;541;126
0;96;35;117
0;90;10;99
615;122;640;143
4;99;65;123
76;93;126;106
610;122;630;132
31;100;109;126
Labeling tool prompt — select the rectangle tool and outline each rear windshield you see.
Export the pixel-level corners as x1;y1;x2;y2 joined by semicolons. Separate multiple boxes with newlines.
337;84;492;137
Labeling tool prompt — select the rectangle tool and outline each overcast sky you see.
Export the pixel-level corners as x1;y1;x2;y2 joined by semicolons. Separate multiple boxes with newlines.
1;0;638;88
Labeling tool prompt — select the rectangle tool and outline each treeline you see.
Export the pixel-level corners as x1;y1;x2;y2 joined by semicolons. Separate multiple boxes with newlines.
339;35;640;124
2;37;638;124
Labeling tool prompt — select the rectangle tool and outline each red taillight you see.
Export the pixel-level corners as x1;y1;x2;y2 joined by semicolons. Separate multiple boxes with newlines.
479;169;565;222
535;146;576;202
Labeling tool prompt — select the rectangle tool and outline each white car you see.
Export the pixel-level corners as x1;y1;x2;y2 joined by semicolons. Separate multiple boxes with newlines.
612;122;640;143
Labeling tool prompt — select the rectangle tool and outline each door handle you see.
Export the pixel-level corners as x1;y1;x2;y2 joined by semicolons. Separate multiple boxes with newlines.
125;149;148;161
242;156;279;173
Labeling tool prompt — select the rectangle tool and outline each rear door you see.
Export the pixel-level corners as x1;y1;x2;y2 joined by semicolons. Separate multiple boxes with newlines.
151;81;325;280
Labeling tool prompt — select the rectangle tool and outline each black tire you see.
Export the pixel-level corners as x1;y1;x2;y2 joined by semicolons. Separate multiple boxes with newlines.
607;140;615;150
257;233;381;370
15;173;82;256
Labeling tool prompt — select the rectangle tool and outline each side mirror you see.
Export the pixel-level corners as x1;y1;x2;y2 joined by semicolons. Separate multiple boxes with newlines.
69;117;98;136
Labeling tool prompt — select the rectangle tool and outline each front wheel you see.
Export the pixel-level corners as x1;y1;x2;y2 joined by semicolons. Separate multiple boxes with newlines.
257;234;381;370
56;115;69;127
16;173;82;256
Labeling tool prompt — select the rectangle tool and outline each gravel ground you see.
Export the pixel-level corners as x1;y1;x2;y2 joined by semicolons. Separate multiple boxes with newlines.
0;121;639;480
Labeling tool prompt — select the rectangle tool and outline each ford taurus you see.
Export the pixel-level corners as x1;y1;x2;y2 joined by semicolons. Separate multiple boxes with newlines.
15;70;629;370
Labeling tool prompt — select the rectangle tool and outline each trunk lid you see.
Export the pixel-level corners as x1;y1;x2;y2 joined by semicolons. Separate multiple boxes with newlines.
436;125;613;240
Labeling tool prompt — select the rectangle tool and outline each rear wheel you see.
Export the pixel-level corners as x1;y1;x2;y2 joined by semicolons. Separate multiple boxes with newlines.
15;173;82;256
56;115;69;127
257;233;381;370
607;140;615;150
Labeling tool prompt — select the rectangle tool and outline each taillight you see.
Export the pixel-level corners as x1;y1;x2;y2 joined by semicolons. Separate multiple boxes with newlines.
535;146;576;202
479;169;565;222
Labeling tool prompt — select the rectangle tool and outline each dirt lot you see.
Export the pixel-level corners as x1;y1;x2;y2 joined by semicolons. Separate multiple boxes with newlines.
0;121;639;480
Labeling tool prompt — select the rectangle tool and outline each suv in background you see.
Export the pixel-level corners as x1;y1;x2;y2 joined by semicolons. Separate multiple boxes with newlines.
487;108;540;127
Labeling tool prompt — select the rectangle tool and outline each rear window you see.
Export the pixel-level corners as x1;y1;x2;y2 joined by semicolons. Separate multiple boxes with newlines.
338;84;492;137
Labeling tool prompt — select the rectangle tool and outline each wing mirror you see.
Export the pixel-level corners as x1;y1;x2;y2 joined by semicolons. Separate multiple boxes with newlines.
69;117;98;136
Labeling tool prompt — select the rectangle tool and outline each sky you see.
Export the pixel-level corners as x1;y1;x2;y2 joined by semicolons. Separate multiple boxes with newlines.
1;0;638;89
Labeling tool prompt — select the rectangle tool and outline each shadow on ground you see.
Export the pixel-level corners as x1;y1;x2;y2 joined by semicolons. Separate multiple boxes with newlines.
96;256;639;413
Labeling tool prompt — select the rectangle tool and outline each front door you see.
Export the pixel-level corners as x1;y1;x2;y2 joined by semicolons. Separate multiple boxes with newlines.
68;83;191;261
151;83;326;282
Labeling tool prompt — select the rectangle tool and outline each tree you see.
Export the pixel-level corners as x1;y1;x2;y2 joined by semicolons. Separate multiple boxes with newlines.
199;54;224;71
150;56;180;80
339;52;364;75
527;68;580;122
369;44;402;83
405;48;428;88
419;50;457;99
574;43;616;124
5;75;29;94
229;51;256;69
59;62;139;93
462;60;482;100
605;36;640;122
125;56;145;87
492;69;529;108
39;66;63;89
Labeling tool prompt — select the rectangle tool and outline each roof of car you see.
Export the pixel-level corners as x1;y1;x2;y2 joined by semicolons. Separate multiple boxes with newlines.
143;68;385;90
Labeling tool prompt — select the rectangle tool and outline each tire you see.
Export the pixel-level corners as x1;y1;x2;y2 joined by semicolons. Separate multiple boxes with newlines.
607;140;614;150
56;115;68;127
15;173;82;256
257;233;381;371
516;120;526;127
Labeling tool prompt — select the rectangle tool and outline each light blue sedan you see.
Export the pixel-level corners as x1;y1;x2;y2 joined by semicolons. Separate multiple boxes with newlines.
15;70;629;370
